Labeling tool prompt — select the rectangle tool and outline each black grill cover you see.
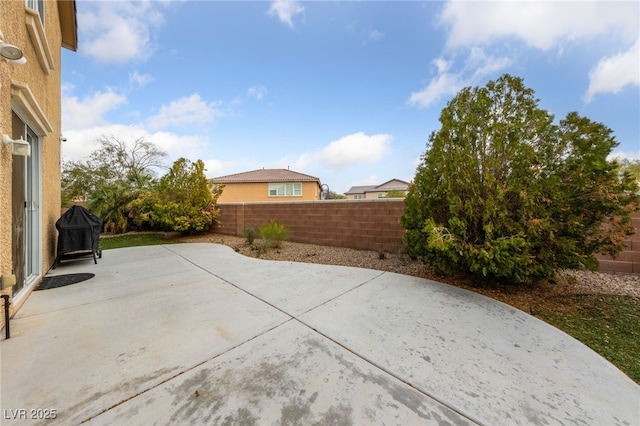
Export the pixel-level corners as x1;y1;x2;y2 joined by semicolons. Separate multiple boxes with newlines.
55;205;103;258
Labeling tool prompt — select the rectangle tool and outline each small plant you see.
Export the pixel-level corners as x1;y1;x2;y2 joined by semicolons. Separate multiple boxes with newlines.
257;239;271;256
396;244;412;264
259;220;290;249
244;227;259;245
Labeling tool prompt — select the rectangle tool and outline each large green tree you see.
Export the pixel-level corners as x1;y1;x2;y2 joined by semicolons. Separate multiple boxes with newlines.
401;74;638;285
63;136;168;233
618;159;640;186
62;135;167;203
132;158;223;234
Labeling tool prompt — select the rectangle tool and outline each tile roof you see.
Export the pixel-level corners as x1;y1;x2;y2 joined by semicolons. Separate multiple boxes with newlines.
213;168;321;183
344;179;410;194
344;185;376;195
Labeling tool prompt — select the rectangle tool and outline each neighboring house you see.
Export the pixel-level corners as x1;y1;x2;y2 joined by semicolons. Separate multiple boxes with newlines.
0;0;78;314
344;179;410;200
213;168;322;203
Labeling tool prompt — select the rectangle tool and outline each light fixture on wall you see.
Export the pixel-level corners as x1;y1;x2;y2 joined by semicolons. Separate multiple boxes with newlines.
0;30;27;65
3;134;31;156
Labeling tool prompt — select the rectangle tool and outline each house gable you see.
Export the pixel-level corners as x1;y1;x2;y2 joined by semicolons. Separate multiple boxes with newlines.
374;179;410;192
213;168;322;203
344;179;410;199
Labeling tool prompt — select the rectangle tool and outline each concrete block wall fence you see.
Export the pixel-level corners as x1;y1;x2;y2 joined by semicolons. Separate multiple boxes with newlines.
215;199;406;253
215;201;640;275
595;209;640;275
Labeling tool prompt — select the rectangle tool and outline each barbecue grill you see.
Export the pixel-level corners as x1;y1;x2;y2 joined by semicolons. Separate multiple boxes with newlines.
53;205;103;268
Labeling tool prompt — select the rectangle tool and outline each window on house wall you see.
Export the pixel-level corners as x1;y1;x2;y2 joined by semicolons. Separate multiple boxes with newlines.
354;194;363;200
377;192;385;198
26;0;45;24
269;183;302;197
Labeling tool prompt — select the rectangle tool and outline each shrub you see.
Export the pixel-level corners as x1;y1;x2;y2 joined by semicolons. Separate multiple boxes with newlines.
257;238;271;256
88;182;143;234
132;158;223;234
244;227;259;245
259;220;290;248
401;74;639;285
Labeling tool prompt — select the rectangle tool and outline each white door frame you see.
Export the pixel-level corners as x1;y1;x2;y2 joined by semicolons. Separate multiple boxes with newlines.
24;125;42;289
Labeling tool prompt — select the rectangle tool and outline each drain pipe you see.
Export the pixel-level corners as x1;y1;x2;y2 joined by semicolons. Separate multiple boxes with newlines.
1;275;16;339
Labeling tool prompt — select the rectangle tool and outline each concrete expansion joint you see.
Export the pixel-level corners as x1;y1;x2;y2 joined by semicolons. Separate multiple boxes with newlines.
296;270;387;317
164;244;386;320
295;314;484;426
81;318;296;424
6;245;637;424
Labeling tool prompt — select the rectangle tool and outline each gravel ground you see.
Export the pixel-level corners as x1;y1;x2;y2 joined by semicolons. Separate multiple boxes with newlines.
178;233;640;313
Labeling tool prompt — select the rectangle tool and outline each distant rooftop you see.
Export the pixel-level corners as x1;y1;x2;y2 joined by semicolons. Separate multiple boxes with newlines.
213;168;321;183
344;179;410;195
344;185;377;195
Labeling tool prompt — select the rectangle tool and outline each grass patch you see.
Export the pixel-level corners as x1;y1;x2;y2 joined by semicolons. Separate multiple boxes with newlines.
99;233;175;250
535;294;640;384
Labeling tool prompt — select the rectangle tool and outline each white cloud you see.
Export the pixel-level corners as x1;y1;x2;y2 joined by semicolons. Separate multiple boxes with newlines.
248;84;268;101
319;132;392;170
430;1;639;102
407;72;461;109
407;48;512;108
366;29;384;43
411;156;423;173
584;38;640;103
61;124;209;169
204;159;228;178
439;1;638;51
79;2;166;63
268;0;305;28
466;48;513;80
433;58;450;74
148;131;210;162
352;175;380;187
129;71;153;89
147;94;223;130
206;158;265;179
286;132;393;172
62;124;146;163
609;150;640;162
62;89;127;130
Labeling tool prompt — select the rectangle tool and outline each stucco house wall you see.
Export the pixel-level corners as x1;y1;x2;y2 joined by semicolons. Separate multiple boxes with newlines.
1;0;76;317
214;168;322;203
217;181;321;203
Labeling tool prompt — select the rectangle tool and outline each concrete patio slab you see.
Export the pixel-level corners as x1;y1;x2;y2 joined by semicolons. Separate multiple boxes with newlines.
2;246;290;425
90;320;472;425
1;243;638;425
165;244;385;316
299;271;639;425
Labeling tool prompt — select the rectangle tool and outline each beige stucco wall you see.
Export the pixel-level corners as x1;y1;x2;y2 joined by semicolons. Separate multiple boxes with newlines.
1;0;64;312
365;192;384;200
217;181;321;203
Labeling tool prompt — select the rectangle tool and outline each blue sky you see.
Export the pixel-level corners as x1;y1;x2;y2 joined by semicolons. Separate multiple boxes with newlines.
62;1;639;194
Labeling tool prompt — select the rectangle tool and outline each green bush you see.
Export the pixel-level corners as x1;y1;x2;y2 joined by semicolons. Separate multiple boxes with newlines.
401;74;639;285
244;227;259;245
259;220;290;248
132;158;222;234
88;182;143;234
